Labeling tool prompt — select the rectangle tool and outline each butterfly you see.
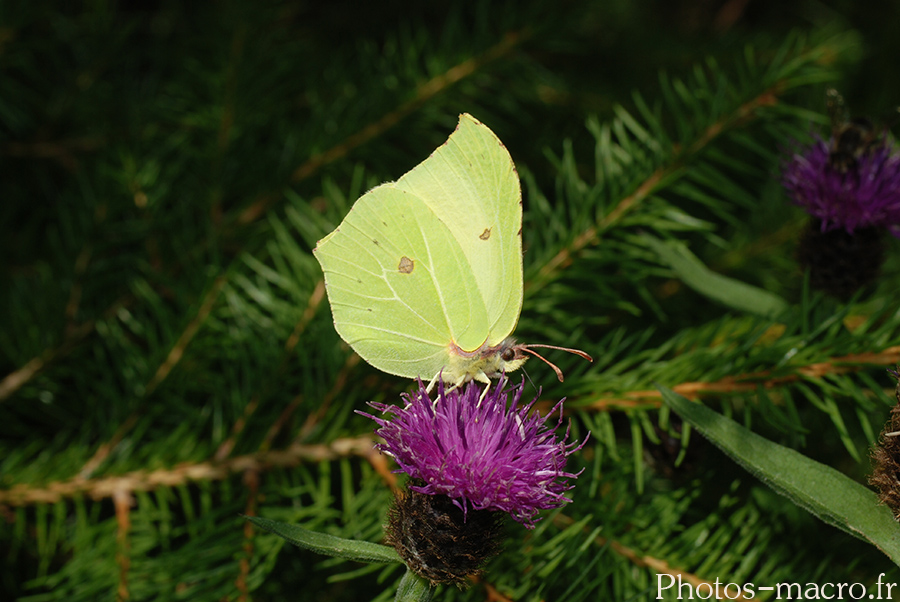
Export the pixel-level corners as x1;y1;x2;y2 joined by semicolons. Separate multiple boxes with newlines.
314;114;590;389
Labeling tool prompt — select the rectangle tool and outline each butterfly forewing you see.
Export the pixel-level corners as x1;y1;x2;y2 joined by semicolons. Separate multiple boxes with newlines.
394;115;523;350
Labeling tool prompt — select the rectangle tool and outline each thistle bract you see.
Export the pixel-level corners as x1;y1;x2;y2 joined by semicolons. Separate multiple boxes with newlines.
385;488;504;587
360;377;584;527
870;368;900;520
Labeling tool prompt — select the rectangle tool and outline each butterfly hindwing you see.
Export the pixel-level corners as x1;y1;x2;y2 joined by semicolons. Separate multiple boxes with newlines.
315;185;490;378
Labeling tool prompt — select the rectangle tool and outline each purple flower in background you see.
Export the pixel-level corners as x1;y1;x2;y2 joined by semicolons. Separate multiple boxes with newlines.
781;127;900;298
360;377;584;528
782;135;900;235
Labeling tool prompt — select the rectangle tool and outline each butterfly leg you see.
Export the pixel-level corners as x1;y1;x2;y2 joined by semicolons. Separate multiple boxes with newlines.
426;371;464;409
425;372;442;394
473;371;492;406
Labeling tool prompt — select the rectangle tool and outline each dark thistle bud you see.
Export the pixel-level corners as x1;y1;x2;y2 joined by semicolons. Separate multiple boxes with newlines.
781;128;900;299
385;487;504;587
869;368;900;519
795;220;885;300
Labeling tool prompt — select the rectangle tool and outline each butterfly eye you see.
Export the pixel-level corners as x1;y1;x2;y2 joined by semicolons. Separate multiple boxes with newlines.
501;348;517;362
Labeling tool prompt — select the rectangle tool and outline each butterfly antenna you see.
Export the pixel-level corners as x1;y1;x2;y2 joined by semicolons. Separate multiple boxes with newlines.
518;346;566;382
521;344;593;363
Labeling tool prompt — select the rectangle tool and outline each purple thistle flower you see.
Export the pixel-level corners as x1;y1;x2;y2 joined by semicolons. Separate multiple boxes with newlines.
782;134;900;235
358;377;585;528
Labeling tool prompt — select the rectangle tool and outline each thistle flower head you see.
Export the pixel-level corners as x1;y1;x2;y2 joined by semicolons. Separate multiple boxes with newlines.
782;135;900;235
359;377;584;528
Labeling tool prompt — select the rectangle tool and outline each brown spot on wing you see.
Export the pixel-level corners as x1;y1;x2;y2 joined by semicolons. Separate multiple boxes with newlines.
398;256;414;274
479;227;491;240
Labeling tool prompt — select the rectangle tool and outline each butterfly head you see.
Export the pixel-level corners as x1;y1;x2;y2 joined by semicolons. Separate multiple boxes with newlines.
444;338;592;388
443;338;528;388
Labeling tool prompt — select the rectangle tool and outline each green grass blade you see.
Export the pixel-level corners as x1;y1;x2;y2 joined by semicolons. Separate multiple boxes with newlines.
658;386;900;565
642;235;789;318
246;516;402;564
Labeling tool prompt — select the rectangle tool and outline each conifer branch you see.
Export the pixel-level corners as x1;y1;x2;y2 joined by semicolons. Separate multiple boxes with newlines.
114;489;133;602
0;318;95;402
607;538;761;602
235;29;529;226
9;343;890;506
77;277;227;479
214;396;260;462
215;280;325;461
144;276;228;397
63;198;110;349
468;576;516;602
295;352;361;442
236;469;260;602
369;446;400;493
528;87;780;295
579;345;900;411
76;411;142;480
64;229;98;327
210;26;247;222
1;137;105;169
1;201;109;403
285;279;326;354
2;8;891;599
0;25;15;56
0;436;377;507
259;353;360;454
554;514;763;602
